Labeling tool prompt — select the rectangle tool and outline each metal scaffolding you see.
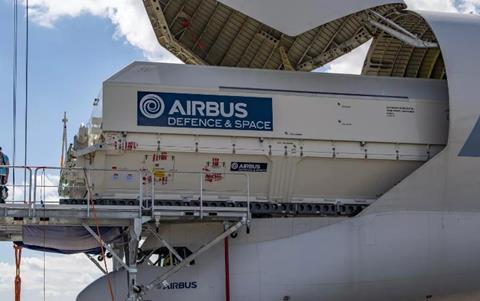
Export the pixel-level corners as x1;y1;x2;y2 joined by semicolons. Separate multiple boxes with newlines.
0;165;251;300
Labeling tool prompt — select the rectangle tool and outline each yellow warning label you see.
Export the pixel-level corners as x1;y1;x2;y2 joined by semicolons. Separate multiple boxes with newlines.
153;169;166;179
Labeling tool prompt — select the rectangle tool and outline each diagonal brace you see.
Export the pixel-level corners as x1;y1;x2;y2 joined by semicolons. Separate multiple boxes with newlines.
140;218;246;295
146;226;184;263
82;223;130;271
85;253;107;275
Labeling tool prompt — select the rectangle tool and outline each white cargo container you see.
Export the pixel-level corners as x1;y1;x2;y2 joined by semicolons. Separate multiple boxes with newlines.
66;62;448;204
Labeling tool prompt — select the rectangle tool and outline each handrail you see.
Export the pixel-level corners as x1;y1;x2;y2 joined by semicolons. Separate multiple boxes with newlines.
151;169;251;221
0;165;251;222
33;166;147;218
0;165;32;205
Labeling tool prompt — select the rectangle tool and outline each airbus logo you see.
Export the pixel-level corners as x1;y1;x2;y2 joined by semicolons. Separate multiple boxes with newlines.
161;281;198;290
139;95;248;119
139;94;165;119
137;91;274;132
230;162;239;170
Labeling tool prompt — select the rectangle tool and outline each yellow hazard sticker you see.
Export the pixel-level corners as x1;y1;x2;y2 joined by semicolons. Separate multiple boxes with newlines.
153;169;166;179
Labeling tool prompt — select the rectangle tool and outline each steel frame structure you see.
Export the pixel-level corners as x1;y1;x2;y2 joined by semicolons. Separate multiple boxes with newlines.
0;165;251;300
143;0;405;71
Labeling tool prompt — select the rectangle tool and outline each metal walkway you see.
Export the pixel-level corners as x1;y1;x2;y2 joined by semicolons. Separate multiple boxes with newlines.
0;165;369;241
0;203;249;240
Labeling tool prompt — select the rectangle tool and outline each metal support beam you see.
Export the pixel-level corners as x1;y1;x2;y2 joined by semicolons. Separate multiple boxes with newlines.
177;0;206;42
205;10;235;61
146;226;183;263
112;243;125;272
163;0;173;11
279;46;294;71
85;253;107;275
144;0;207;65
388;18;428;77
412;47;430;78
140;218;246;295
235;23;262;66
126;218;142;301
219;15;249;65
168;3;186;29
262;42;280;69
370;10;425;41
145;0;174;42
82;223;130;271
246;30;280;68
297;15;351;67
298;28;372;71
192;2;221;50
248;38;265;68
369;20;438;48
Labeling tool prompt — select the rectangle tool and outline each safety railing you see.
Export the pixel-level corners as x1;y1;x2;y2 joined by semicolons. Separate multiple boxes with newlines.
0;165;251;222
150;170;251;220
0;166;33;204
33;166;148;218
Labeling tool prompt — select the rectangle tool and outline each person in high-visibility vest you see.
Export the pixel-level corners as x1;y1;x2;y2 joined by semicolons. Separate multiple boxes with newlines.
0;146;10;203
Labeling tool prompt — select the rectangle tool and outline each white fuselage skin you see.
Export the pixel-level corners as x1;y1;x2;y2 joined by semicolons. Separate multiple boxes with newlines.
77;213;480;301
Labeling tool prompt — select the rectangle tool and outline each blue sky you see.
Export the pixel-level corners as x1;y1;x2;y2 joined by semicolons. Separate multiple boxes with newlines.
0;0;478;300
0;2;147;300
0;3;145;167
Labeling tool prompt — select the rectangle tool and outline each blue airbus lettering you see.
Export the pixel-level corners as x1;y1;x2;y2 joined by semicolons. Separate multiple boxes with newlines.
137;91;273;131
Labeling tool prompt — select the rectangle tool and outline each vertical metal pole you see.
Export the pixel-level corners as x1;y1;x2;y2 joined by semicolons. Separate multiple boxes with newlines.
112;243;125;272
224;222;231;301
11;167;16;204
23;166;27;204
32;168;37;217
246;174;251;223
27;167;32;217
23;0;30;208
127;218;141;301
151;171;155;217
41;169;45;206
139;171;143;218
28;168;32;205
200;173;204;219
12;0;18;206
86;170;91;218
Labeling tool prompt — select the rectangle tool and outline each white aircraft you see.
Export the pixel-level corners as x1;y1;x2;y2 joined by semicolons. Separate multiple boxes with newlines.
51;0;480;300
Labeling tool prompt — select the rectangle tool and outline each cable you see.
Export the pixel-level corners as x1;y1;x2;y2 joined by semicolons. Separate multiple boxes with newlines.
12;0;18;202
83;170;116;301
24;0;29;203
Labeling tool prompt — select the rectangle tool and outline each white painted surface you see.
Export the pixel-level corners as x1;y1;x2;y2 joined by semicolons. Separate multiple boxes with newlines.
81;63;450;202
103;63;448;144
365;11;480;213
78;212;480;301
